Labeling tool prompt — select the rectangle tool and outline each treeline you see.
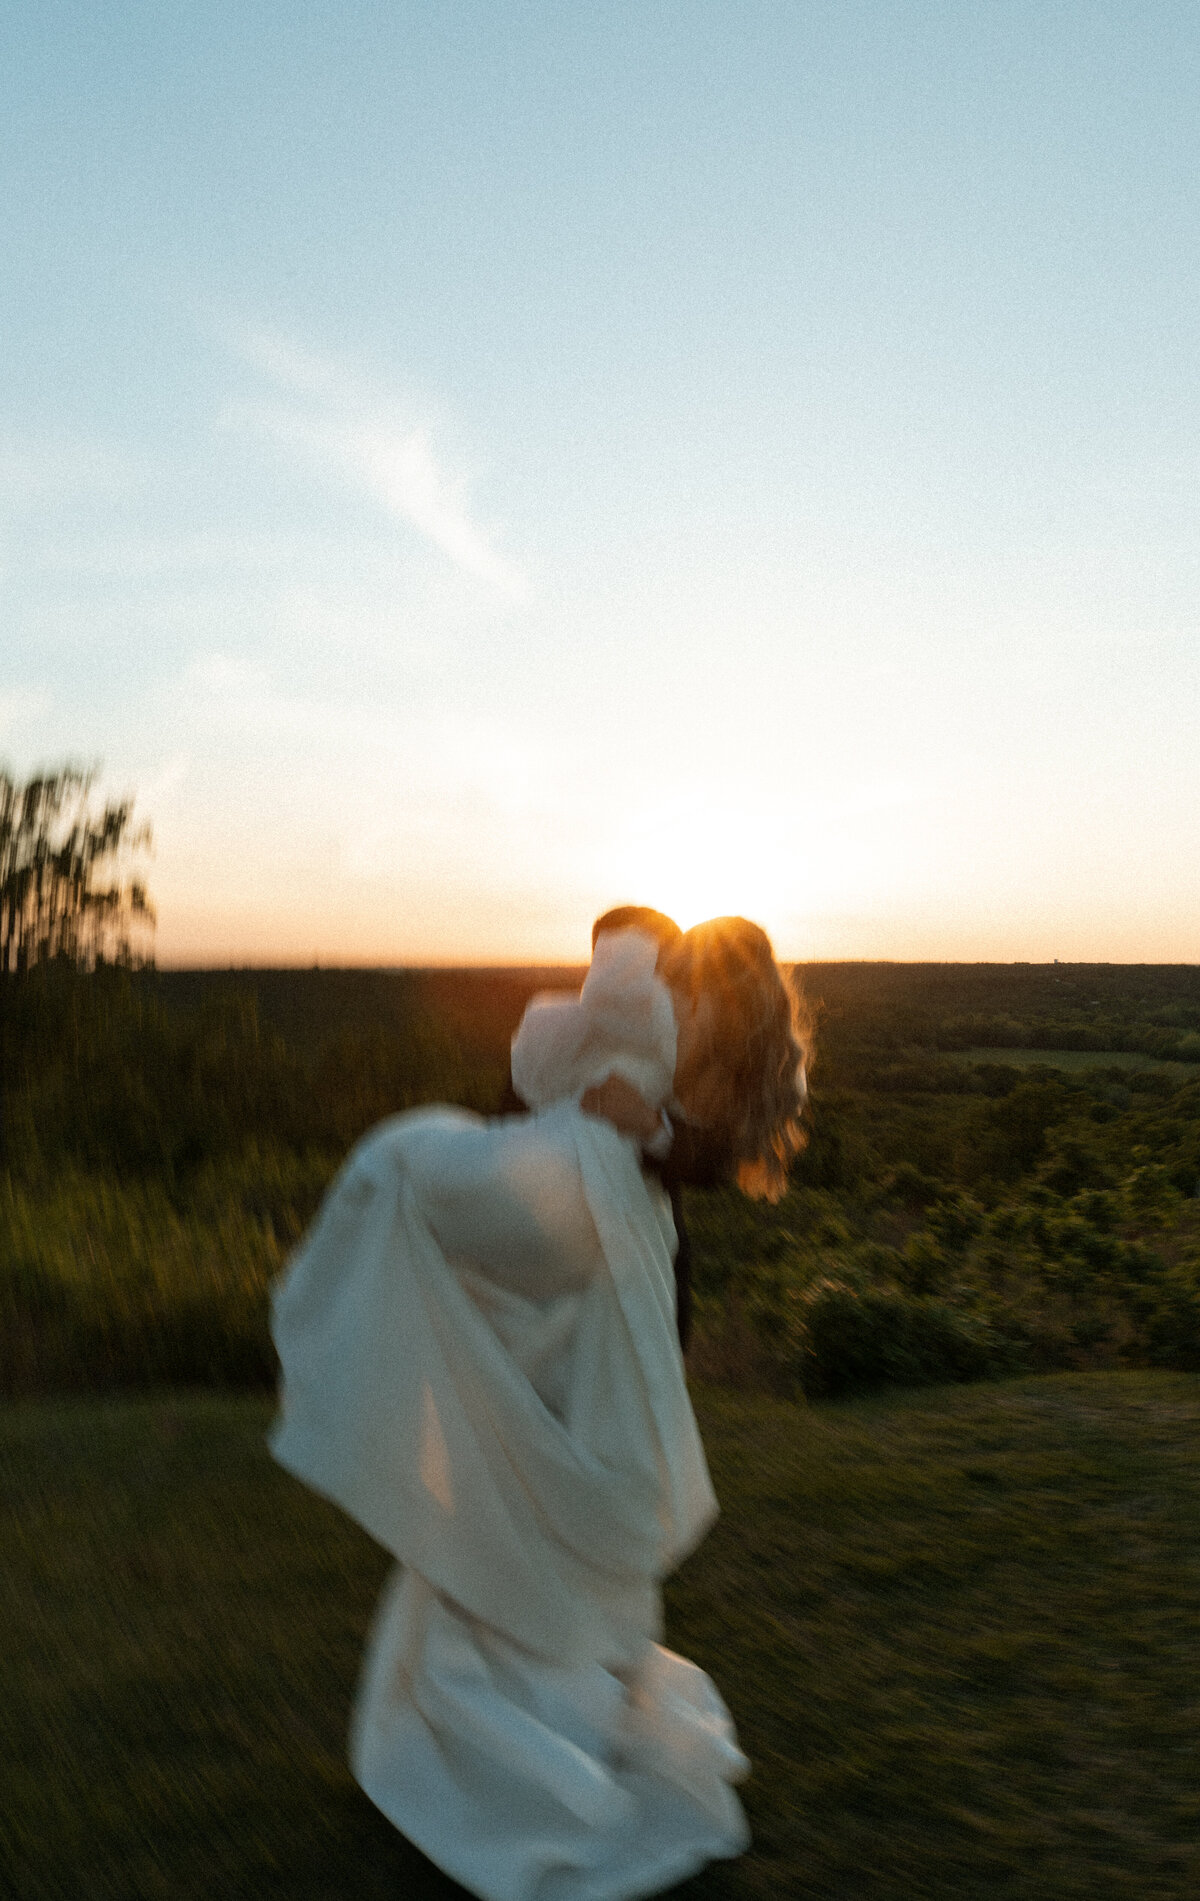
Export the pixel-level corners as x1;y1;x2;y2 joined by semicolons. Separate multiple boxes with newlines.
804;960;1200;1071
3;957;1200;1402
2;962;499;1182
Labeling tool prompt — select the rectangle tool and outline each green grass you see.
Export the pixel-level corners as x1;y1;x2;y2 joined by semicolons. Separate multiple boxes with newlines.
949;1047;1200;1078
5;1376;1200;1899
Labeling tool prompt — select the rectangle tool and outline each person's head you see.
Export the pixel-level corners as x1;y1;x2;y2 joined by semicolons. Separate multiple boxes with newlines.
661;916;810;1201
591;906;682;955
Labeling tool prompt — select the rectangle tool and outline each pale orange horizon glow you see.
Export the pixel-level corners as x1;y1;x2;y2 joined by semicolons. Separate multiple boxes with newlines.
149;778;1199;970
154;888;1200;970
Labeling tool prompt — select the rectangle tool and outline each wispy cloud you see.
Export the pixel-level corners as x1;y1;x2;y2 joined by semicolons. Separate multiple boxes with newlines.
221;329;528;599
346;423;526;596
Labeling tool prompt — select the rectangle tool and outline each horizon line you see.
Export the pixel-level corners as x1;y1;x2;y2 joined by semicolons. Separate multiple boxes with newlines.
149;956;1200;973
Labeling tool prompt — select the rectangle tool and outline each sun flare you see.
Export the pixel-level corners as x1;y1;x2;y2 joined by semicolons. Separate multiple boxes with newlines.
598;800;876;947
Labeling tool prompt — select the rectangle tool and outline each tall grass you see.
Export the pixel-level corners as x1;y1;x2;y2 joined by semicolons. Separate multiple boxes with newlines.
0;1150;334;1394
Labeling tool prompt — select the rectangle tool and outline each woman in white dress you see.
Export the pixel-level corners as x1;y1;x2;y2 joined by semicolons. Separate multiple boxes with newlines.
270;916;807;1901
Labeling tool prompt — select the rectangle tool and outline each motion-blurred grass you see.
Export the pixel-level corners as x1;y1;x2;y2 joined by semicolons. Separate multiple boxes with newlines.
0;1153;331;1395
5;1373;1200;1900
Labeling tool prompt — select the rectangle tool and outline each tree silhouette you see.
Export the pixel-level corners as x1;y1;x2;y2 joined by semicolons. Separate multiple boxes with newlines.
0;765;154;975
0;765;155;1165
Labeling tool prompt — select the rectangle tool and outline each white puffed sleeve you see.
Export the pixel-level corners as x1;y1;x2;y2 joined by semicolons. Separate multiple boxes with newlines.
510;929;677;1112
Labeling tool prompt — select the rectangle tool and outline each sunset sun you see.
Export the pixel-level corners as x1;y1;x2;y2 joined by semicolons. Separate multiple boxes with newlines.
600;800;873;940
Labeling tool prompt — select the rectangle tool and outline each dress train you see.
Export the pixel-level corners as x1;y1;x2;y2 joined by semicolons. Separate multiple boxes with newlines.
352;1567;749;1901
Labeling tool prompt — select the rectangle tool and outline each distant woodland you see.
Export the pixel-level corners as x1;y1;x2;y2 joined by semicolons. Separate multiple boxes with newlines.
4;952;1200;1400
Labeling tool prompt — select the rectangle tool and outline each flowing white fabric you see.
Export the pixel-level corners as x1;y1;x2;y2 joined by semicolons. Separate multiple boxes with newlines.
270;935;749;1901
510;928;680;1114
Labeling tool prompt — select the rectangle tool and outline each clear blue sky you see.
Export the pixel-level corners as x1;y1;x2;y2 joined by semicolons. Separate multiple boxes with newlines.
4;2;1198;962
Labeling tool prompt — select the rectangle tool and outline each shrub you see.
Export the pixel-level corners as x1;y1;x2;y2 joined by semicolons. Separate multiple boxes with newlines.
927;1192;985;1253
1038;1136;1114;1198
1122;1163;1183;1226
1071;1188;1120;1231
971;1062;1021;1098
798;1279;998;1398
1145;1261;1200;1371
882;1162;946;1211
901;1231;951;1297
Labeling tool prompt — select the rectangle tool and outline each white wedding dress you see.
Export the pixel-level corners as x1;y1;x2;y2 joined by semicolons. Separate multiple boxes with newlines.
270;932;750;1901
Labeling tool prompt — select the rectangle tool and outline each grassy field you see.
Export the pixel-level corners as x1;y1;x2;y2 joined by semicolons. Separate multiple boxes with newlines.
5;1374;1200;1900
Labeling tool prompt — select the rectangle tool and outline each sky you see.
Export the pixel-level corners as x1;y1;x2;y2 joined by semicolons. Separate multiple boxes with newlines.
3;1;1198;966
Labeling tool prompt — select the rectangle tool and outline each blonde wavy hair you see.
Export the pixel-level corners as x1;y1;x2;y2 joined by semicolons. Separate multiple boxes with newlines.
663;916;810;1202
